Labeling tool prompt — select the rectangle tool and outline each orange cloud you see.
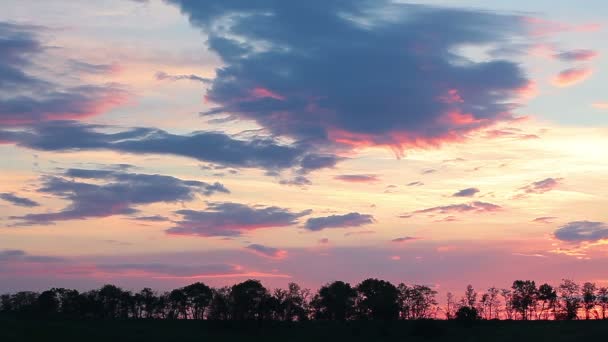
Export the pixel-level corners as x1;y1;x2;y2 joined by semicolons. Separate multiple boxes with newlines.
552;68;593;87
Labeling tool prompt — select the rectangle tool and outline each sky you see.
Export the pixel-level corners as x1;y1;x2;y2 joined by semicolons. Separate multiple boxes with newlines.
0;0;607;297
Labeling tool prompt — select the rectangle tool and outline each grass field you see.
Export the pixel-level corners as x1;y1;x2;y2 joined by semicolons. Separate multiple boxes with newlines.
1;318;607;342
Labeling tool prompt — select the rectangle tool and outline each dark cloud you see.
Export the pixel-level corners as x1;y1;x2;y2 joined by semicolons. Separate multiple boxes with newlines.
391;237;419;243
10;169;228;225
406;181;424;187
1;121;337;172
245;244;287;259
168;0;529;156
305;212;375;231
452;187;480;197
403;201;501;217
554;221;608;243
131;215;171;222
0;22;127;126
533;216;557;224
279;175;312;187
299;154;342;172
0;249;64;263
167;202;311;237
0;192;40;207
68;59;119;75
554;49;599;62
155;71;212;84
334;174;379;183
522;177;562;194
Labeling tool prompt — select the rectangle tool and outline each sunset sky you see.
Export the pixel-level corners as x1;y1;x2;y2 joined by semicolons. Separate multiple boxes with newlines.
1;0;607;296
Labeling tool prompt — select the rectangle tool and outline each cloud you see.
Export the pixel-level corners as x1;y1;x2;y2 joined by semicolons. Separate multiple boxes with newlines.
131;215;170;222
10;169;228;225
0;121;338;173
155;71;212;84
68;59;121;75
245;244;288;259
404;201;501;217
522;177;561;194
452;187;480;197
0;193;40;207
554;221;608;243
554;49;599;61
0;249;64;263
279;175;312;186
0;22;127;126
533;216;557;224
406;181;424;187
168;0;530;156
552;67;593;87
391;237;419;243
305;212;375;231
167;202;311;237
334;174;379;183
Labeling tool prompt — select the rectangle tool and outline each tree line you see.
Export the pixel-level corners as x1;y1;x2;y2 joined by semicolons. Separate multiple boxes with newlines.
1;278;607;320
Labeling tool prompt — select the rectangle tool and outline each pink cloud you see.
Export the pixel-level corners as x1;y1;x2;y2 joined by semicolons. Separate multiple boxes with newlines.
245;244;288;260
403;201;502;218
552;68;593;87
250;87;285;101
438;89;464;104
524;17;602;36
522;177;562;194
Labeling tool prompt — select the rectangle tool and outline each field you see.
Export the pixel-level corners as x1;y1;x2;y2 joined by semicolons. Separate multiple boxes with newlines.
1;318;607;342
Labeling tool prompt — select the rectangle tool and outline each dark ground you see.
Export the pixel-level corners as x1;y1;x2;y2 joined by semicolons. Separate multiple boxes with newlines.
1;317;607;342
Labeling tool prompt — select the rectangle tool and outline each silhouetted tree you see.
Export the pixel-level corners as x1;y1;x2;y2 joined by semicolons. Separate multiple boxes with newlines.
455;306;480;321
230;279;269;320
168;288;188;319
511;280;537;320
311;281;356;320
134;288;157;319
582;282;597;320
463;285;477;308
273;282;310;321
445;292;456;320
597;287;608;320
398;284;437;320
355;278;399;320
537;283;557;320
500;289;515;320
183;282;213;319
207;287;231;320
479;287;500;320
558;279;580;320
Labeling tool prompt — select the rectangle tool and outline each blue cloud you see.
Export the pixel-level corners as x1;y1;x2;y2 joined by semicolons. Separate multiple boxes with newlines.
169;0;529;155
167;202;312;237
0;193;40;207
10;169;229;226
305;212;375;231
